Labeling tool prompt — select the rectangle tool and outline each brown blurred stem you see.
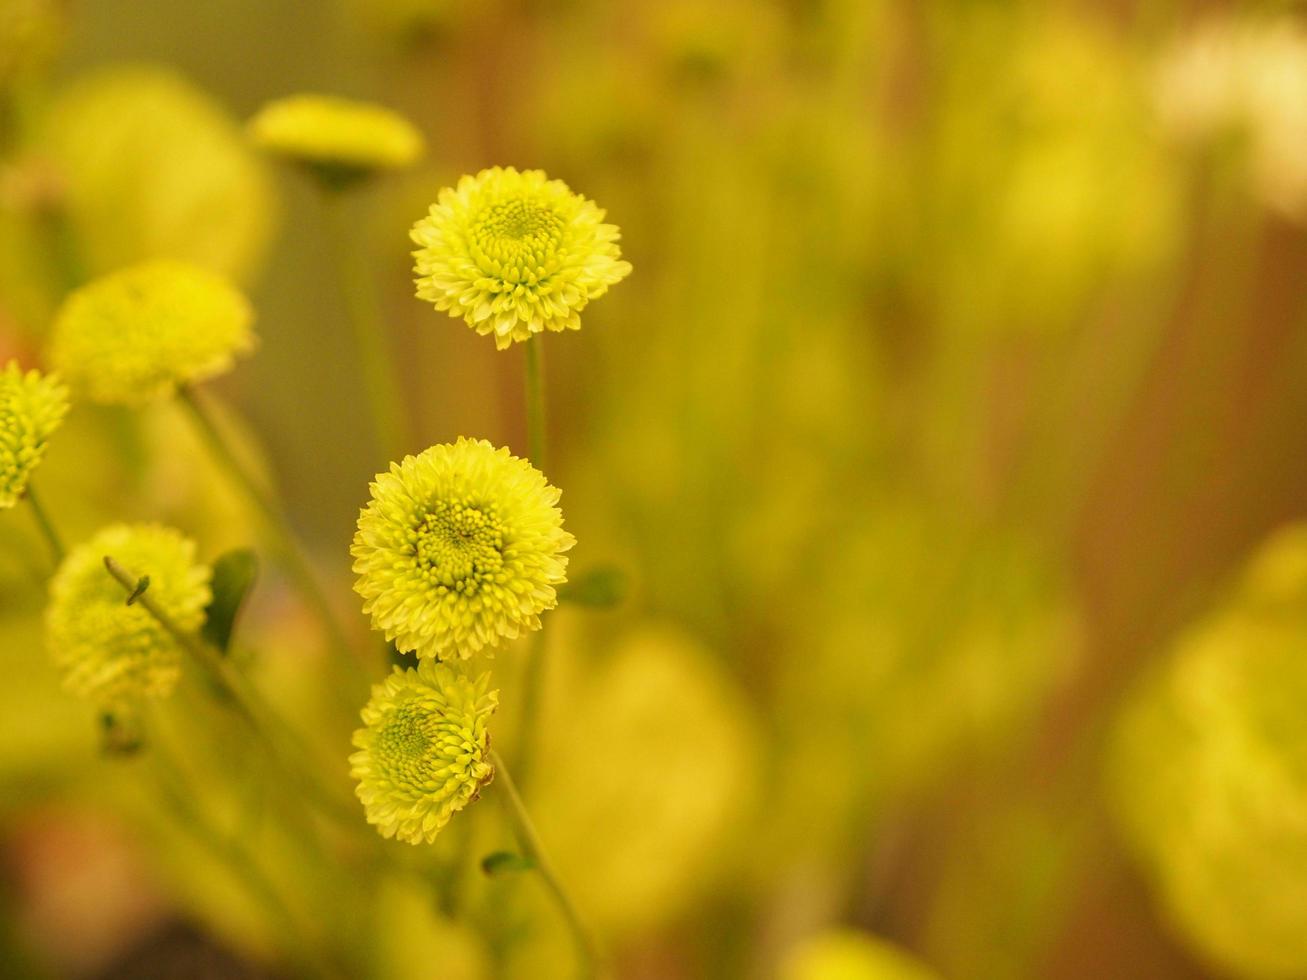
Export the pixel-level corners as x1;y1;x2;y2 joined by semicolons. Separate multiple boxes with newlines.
321;193;409;463
489;748;597;979
25;484;64;564
176;385;371;696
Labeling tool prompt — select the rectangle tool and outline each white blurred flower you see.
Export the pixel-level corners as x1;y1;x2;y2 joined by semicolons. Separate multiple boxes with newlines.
1156;17;1307;219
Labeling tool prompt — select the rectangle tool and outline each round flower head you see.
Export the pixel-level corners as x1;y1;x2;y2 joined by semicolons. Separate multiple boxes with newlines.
49;260;255;405
0;362;68;508
350;661;498;844
411;166;632;349
351;437;575;659
249;94;424;187
46;524;212;709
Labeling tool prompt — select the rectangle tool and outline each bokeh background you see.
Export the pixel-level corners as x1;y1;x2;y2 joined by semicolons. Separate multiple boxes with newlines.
5;0;1307;977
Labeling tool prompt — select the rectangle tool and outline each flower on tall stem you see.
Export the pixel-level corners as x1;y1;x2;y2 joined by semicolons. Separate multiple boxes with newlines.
49;260;255;405
351;437;575;660
46;523;211;709
0;361;68;509
350;660;498;844
411;166;632;349
249;93;424;189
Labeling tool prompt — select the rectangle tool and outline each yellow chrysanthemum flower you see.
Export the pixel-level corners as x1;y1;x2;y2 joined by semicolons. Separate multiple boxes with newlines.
351;438;575;660
350;661;498;844
411;166;632;349
46;524;212;709
0;362;68;509
49;260;255;405
1108;523;1307;978
249;93;424;185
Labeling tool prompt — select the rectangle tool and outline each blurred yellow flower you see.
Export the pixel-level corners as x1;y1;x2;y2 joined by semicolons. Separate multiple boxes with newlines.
0;361;68;508
1109;523;1307;978
351;438;574;660
779;930;941;980
248;93;424;185
49;260;255;405
46;523;211;709
350;661;497;844
411;166;631;349
928;9;1179;332
533;626;760;936
37;65;275;283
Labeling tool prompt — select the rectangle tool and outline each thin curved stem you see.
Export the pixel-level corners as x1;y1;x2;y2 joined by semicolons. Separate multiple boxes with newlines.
489;748;597;980
25;484;64;565
103;556;357;825
321;194;408;463
177;386;371;695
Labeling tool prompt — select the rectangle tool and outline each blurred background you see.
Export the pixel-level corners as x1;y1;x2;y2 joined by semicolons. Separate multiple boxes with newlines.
4;0;1307;977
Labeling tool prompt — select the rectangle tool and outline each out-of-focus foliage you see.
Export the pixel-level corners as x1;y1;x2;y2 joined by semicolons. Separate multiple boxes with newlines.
922;7;1181;334
0;0;64;89
533;625;760;938
768;502;1081;870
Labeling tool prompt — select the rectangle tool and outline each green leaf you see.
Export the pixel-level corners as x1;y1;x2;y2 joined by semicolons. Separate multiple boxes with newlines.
125;576;150;605
558;564;630;608
480;851;536;876
202;549;259;653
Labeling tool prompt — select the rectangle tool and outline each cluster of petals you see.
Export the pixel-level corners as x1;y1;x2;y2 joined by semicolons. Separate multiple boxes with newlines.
411;166;631;348
49;260;255;405
0;361;68;508
350;661;498;844
351;437;574;660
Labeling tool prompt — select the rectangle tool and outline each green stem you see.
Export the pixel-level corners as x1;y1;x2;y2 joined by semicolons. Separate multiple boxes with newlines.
514;629;548;784
489;748;597;980
517;336;551;778
177;386;371;695
524;335;548;472
322;194;409;463
102;556;356;825
25;485;64;564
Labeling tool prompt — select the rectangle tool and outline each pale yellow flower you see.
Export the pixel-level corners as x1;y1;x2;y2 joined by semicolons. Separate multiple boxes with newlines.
351;438;574;659
411;167;631;348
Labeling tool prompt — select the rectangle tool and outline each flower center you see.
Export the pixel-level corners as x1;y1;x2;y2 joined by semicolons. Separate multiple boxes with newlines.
414;498;507;596
471;198;565;280
376;699;483;794
378;704;431;768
